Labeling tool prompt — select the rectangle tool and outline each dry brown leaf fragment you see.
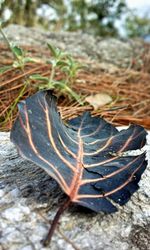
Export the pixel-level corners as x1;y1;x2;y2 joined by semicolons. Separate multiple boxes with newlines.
85;93;113;109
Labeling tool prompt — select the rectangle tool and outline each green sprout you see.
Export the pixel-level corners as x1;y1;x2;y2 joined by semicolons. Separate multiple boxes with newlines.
0;25;31;124
0;24;84;127
30;43;84;104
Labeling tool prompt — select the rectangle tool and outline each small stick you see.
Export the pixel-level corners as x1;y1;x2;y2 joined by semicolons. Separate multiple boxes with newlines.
42;197;71;247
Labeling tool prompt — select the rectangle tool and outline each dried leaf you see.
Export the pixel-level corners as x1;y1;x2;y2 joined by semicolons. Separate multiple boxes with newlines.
85;93;113;109
11;90;147;213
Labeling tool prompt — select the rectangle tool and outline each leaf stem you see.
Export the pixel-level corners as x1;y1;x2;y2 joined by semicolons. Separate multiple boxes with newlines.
42;197;71;247
0;26;11;48
0;26;18;61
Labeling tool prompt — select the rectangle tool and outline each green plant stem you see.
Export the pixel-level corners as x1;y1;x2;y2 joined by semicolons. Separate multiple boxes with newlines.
3;83;27;124
0;26;18;61
0;26;11;49
48;64;55;88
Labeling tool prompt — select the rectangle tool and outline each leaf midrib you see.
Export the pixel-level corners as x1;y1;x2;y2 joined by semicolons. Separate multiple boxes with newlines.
69;132;84;201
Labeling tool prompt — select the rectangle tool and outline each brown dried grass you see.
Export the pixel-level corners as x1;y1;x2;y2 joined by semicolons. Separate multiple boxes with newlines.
0;43;150;131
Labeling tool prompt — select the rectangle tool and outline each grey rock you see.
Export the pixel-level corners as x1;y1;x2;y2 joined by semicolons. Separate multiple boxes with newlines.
0;131;150;250
0;24;144;68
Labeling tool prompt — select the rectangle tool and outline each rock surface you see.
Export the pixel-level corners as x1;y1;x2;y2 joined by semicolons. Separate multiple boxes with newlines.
0;24;145;69
0;131;150;250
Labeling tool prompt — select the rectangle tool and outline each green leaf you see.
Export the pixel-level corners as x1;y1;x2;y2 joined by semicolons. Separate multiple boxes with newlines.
11;46;24;58
61;65;70;73
30;74;49;82
0;65;12;74
65;85;84;105
23;57;41;63
56;60;68;67
47;43;58;57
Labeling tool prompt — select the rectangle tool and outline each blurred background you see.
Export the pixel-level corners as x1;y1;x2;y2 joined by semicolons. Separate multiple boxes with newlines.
0;0;150;40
